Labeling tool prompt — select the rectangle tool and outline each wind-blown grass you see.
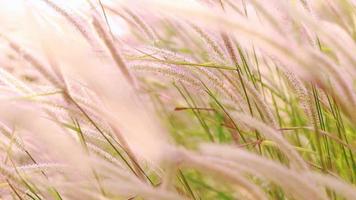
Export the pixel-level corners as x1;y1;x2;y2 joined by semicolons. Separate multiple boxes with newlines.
0;0;355;199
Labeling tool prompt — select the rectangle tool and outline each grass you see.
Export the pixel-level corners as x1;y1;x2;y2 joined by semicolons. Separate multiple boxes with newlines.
0;0;355;199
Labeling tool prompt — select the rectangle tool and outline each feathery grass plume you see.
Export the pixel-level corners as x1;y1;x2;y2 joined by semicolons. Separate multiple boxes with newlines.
197;144;329;200
190;24;227;63
122;7;159;42
220;32;240;66
283;70;319;127
38;0;102;52
199;68;246;110
173;148;268;200
0;68;33;95
91;16;135;85
130;63;202;90
0;34;62;87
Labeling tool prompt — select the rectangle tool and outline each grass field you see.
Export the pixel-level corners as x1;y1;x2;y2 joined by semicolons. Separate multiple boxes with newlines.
0;0;355;199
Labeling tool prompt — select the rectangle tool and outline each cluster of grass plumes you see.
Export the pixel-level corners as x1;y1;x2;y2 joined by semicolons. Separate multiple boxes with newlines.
0;0;355;199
